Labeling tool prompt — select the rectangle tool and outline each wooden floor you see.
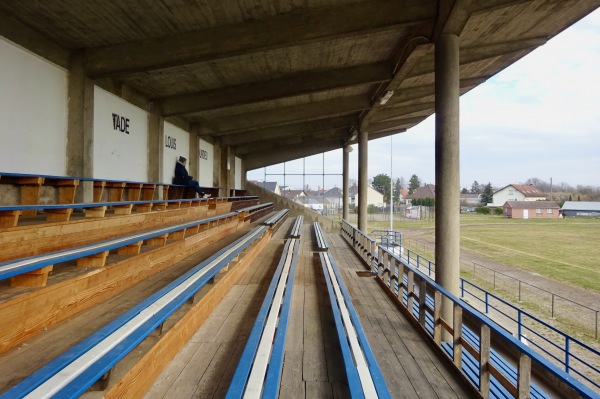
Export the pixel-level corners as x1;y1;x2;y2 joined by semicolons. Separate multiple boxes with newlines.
145;220;476;399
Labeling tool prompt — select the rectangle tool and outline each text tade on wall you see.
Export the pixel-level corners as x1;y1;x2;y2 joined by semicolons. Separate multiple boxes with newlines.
112;113;130;134
165;136;177;150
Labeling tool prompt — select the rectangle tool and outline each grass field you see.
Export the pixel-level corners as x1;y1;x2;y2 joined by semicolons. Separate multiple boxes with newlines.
359;214;600;293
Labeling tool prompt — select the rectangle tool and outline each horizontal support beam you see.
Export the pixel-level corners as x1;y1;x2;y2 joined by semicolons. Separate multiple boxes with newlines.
368;116;426;134
222;115;357;147
160;63;391;116
384;76;488;106
235;128;349;155
370;102;434;123
0;8;70;69
205;95;369;135
86;0;437;77
408;37;547;78
245;140;345;170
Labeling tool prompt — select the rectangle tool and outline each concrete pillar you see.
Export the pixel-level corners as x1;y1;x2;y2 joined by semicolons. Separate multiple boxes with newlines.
147;103;163;186
220;145;232;197
358;129;368;231
66;51;94;202
343;145;350;220
189;124;200;179
435;33;461;333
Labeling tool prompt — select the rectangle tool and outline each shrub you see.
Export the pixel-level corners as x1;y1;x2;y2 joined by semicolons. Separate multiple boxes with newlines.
494;207;503;215
475;206;490;214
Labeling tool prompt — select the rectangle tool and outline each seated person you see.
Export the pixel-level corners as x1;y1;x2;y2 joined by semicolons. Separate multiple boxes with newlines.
174;156;211;198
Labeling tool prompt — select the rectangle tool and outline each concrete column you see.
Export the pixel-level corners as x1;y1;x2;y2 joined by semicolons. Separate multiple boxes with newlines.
358;129;368;231
189;124;200;179
66;51;94;202
435;33;461;333
147;103;163;186
343;145;350;220
220;145;231;197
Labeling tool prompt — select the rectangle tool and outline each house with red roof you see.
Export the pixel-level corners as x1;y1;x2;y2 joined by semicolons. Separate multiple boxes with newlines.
491;184;546;207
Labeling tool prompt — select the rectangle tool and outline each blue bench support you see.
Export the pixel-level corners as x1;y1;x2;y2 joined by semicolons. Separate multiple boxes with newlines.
226;235;300;398
314;222;329;251
319;251;392;399
1;225;269;399
0;212;239;285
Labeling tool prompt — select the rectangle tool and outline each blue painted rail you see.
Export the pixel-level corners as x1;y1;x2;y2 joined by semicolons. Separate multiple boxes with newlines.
318;250;391;398
314;221;329;251
226;216;302;398
0;212;239;281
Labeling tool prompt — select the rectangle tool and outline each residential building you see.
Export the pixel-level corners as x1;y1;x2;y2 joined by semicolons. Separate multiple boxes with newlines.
503;201;559;219
560;201;600;218
406;184;435;205
354;186;385;208
253;181;281;196
492;184;546;207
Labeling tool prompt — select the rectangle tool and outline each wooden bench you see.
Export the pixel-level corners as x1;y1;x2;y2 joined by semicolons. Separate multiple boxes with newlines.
0;211;238;287
162;183;220;200
237;202;275;223
318;250;391;398
0;198;213;227
289;215;303;238
2;224;270;398
226;217;302;398
313;221;329;251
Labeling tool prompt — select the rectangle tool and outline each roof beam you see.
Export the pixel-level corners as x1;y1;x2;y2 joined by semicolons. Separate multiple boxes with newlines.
408;37;547;77
235;128;349;155
86;0;437;77
368;116;427;134
0;8;70;68
370;102;435;124
160;63;390;116
204;95;369;135
245;140;345;170
383;76;488;106
221;115;356;147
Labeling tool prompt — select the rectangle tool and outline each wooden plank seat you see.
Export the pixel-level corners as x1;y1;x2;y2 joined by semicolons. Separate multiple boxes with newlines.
2;224;270;398
289;215;303;238
226;227;301;398
318;250;392;399
237;202;275;223
0;211;238;287
227;196;260;212
313;221;329;251
0;198;213;226
261;209;290;234
162;184;221;200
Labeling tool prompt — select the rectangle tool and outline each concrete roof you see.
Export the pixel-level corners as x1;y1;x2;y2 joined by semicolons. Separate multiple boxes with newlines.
561;201;600;211
3;1;598;170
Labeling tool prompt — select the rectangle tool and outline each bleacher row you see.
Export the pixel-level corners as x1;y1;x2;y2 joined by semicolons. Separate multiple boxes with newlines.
0;173;393;398
226;221;391;398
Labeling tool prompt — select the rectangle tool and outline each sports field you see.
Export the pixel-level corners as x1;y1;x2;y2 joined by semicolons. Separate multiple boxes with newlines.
366;214;600;293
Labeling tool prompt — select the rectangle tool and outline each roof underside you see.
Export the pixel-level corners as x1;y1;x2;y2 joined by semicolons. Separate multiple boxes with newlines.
1;0;598;170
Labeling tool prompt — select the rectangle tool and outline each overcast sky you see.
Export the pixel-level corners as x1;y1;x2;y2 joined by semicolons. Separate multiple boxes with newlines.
248;8;600;191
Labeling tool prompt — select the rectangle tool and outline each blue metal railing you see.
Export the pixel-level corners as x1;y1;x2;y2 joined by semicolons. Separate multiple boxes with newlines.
340;220;600;398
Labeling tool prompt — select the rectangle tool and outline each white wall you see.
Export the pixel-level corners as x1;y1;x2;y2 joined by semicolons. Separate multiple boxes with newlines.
0;37;67;175
198;138;214;187
162;122;190;183
235;157;242;189
93;87;148;181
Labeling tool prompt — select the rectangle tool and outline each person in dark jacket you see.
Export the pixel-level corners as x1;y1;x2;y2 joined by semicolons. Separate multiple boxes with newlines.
174;156;211;198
